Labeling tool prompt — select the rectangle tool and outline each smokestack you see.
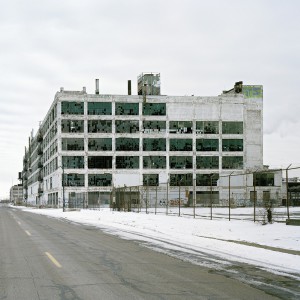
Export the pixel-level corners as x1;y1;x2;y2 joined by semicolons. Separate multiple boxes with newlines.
95;79;99;94
128;80;131;95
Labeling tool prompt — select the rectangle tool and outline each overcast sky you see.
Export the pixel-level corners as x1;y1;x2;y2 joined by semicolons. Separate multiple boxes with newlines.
1;0;300;198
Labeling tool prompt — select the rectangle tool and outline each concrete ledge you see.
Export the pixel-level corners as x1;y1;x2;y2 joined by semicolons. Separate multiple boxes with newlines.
286;219;300;226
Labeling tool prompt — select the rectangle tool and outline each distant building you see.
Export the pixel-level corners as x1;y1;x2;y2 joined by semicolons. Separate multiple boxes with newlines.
282;177;300;206
10;184;23;204
21;73;282;208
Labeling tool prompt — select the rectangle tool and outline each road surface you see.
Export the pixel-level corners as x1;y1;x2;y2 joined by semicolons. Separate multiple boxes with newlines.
0;205;280;299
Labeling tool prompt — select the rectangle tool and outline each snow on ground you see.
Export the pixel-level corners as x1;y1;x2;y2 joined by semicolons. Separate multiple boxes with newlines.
16;206;300;278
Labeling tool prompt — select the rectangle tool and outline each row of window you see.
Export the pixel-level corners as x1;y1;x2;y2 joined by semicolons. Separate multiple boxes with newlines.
61;172;274;187
62;173;218;187
61;102;166;116
61;138;243;152
61;120;243;135
61;173;232;187
62;156;243;169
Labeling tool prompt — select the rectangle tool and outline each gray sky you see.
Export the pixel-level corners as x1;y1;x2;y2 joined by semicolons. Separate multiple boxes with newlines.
1;0;300;198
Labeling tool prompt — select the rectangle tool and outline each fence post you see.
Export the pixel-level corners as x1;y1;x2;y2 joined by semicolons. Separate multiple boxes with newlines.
138;186;141;213
228;172;234;221
253;172;256;222
146;183;148;214
210;176;212;220
286;164;292;220
193;178;196;219
155;185;158;215
179;177;183;217
166;180;169;215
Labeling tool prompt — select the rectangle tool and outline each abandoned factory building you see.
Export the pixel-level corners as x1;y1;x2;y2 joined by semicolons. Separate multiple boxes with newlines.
22;73;282;208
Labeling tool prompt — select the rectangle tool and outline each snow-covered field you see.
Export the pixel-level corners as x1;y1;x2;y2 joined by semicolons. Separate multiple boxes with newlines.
17;206;300;279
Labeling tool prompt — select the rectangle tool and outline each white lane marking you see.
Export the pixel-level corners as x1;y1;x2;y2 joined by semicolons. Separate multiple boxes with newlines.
45;252;62;268
25;230;31;236
17;221;21;225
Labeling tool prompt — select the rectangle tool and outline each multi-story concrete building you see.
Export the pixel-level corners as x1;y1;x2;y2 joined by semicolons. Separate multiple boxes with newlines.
10;184;23;204
22;73;282;208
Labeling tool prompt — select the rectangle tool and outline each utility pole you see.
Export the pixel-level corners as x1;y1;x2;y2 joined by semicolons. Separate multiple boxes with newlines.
62;165;65;212
228;171;234;221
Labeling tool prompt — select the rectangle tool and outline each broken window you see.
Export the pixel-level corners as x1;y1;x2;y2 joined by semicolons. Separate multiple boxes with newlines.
222;156;243;169
196;121;219;134
62;138;84;151
169;121;193;134
254;173;274;186
115;120;139;133
88;174;112;186
170;139;192;151
143;139;166;151
116;156;139;169
196;174;219;186
88;138;112;151
143;103;166;116
88;102;112;115
169;173;193;186
63;173;85;186
88;120;112;133
143;174;159;186
88;156;112;169
62;156;84;169
196;156;219;169
142;121;166;133
222;139;243;151
61;101;84;115
143;156;166;169
61;120;84;133
196;139;219;151
116;138;139;151
222;122;243;134
169;156;193;169
115;103;139;115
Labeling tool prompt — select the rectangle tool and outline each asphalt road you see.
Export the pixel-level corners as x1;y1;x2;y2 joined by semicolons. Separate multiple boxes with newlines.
0;205;278;300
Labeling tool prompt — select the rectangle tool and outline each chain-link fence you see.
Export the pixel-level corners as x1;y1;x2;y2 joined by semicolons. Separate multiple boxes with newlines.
110;167;300;223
